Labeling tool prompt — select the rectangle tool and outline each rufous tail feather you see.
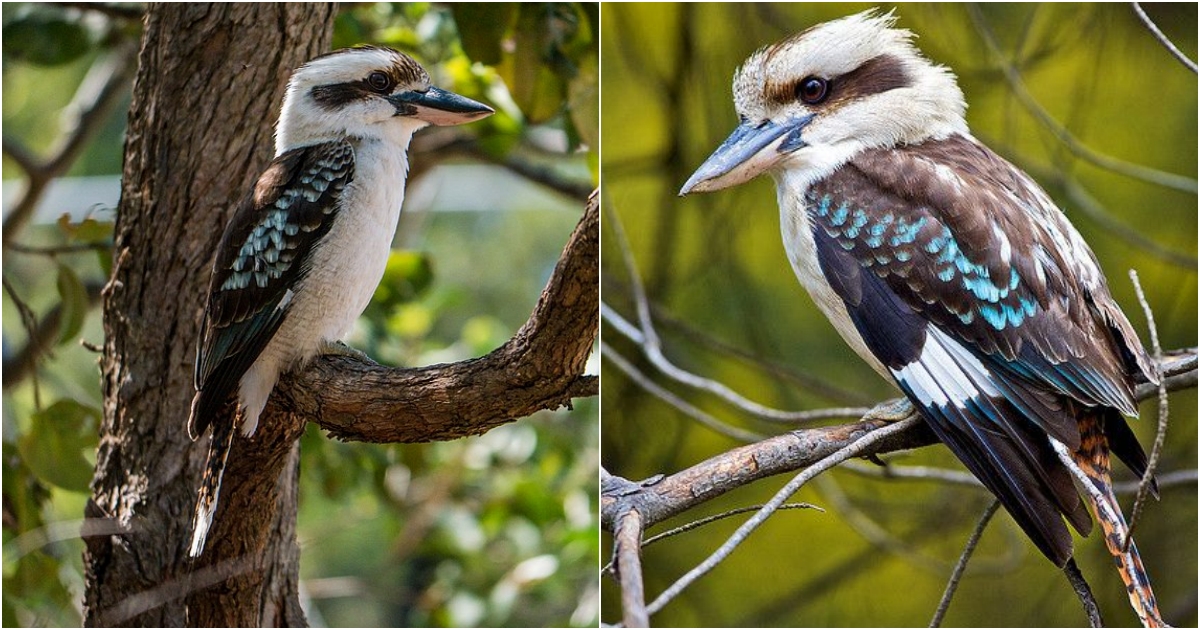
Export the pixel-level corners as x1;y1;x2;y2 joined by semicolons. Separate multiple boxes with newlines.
1053;414;1165;628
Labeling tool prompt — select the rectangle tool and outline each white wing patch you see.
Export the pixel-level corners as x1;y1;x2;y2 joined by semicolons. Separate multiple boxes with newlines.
893;326;1000;409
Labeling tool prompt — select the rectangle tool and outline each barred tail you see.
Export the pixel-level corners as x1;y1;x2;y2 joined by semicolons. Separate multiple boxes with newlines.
1064;413;1165;628
189;416;235;558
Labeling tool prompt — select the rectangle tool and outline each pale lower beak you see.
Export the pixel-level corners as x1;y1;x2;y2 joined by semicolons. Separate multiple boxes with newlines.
389;86;494;126
679;113;814;195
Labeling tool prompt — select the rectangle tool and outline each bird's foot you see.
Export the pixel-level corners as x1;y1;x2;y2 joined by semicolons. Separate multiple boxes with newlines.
862;398;915;423
318;339;370;361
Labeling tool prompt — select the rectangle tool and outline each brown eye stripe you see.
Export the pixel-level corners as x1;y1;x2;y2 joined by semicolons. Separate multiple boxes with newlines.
765;53;912;107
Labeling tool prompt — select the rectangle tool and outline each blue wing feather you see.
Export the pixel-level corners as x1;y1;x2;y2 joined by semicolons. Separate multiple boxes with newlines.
806;134;1152;565
189;141;355;439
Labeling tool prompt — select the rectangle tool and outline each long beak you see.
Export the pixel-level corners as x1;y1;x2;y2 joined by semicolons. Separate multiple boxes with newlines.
389;86;494;126
679;114;814;196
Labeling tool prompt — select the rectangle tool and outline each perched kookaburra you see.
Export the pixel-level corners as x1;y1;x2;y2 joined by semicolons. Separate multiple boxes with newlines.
187;46;493;557
680;11;1165;626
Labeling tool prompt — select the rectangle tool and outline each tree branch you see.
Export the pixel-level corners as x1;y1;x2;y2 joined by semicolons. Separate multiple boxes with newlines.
1;279;105;390
1131;2;1198;74
601;348;1195;534
276;190;599;442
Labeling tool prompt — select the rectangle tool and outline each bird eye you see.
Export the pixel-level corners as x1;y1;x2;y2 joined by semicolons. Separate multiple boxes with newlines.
367;71;392;93
796;76;829;105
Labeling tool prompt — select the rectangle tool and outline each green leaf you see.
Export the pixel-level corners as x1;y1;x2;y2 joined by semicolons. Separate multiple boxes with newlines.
371;250;434;307
16;399;100;493
453;4;516;65
54;263;87;346
1;13;91;66
71;218;113;244
567;52;598;153
56;214;113;244
2;442;50;535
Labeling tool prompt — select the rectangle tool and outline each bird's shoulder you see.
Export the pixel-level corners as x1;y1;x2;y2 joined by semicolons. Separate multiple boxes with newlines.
195;141;357;390
207;140;357;320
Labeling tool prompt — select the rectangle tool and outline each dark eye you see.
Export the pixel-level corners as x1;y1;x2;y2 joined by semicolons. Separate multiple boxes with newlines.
367;71;392;93
797;76;829;104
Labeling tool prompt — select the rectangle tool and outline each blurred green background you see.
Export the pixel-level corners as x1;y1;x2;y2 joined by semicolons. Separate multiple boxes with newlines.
3;3;598;627
601;3;1196;627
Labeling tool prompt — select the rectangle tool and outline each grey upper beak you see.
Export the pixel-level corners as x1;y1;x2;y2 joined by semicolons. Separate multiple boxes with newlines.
679;113;814;196
389;86;494;126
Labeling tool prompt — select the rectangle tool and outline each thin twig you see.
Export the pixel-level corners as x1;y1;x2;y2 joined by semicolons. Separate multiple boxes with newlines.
2;275;44;407
643;416;922;616
614;507;649;628
841;460;1197;494
601;502;824;577
601;342;765;442
644;502;822;548
1131;2;1197;74
2;42;137;245
1124;270;1168;550
1063;558;1104;628
603;301;871;423
929;500;1000;627
966;4;1196;193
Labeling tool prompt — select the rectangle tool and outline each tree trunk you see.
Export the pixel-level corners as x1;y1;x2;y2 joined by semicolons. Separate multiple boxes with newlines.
86;4;335;626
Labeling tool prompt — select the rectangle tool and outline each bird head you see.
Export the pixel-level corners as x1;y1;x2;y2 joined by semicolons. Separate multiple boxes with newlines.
275;46;494;154
680;10;968;195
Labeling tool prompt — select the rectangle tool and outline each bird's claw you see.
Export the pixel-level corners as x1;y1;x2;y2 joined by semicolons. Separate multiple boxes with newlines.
318;340;370;361
862;398;915;423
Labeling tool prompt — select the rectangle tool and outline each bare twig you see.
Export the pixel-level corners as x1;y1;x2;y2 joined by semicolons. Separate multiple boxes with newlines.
601;503;821;577
1124;270;1168;550
841;460;1197;495
603;197;874;422
2;279;105;390
966;4;1196;193
2;275;44;406
603;303;873;423
601;348;1194;538
636;293;872;405
602;342;765;442
644;417;922;616
1131;2;1197;74
2;42;137;245
614;507;649;628
929;500;1001;627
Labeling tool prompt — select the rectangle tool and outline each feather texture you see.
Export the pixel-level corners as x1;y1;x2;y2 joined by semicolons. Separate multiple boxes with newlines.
188;140;354;440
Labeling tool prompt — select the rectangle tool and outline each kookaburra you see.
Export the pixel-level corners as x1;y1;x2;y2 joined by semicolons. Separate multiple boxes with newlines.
680;11;1165;626
187;46;493;558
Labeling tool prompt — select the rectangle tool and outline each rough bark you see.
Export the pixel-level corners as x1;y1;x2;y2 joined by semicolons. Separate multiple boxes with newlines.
87;5;336;626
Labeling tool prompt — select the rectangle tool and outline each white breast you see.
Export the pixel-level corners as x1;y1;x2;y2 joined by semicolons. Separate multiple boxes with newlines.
235;137;410;435
281;137;408;353
774;167;893;383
